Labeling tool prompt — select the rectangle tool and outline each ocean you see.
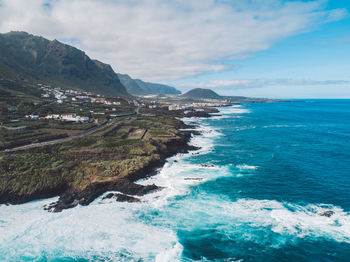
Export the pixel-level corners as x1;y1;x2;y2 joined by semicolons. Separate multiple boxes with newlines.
1;100;350;261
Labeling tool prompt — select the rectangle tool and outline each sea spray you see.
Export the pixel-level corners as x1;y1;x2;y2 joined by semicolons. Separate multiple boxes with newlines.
1;101;350;261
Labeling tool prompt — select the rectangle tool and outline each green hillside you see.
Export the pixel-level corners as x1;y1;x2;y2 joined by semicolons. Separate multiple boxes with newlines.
118;73;181;95
181;88;222;99
0;31;128;97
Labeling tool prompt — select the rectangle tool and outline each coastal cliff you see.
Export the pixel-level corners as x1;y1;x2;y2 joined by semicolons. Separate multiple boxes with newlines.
0;112;199;211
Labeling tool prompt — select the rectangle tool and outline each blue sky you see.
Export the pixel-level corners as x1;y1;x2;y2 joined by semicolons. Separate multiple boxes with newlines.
172;1;350;98
0;0;349;98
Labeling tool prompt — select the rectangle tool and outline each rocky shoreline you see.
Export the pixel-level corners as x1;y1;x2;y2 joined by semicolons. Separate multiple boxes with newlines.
46;123;200;212
0;110;208;212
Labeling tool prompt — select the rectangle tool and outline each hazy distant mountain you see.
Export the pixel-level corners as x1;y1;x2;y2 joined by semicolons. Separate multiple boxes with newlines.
134;79;181;95
118;73;181;95
182;88;222;99
0;31;128;97
117;74;147;95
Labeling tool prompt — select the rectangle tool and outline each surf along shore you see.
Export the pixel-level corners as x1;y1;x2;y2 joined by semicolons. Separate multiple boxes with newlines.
0;108;217;212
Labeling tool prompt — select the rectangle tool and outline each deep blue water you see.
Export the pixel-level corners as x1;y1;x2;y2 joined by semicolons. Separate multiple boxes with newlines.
206;100;350;208
172;100;350;261
1;100;350;261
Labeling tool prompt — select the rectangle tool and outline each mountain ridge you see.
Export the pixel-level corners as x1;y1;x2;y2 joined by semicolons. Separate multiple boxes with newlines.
0;31;129;97
181;88;222;99
117;73;181;95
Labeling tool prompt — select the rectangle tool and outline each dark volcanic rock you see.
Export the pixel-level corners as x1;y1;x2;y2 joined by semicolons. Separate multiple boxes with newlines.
204;107;220;113
115;193;141;202
102;193;115;200
102;192;141;202
47;179;160;211
1;114;202;212
110;180;159;196
319;210;335;217
185;111;211;118
201;164;216;167
0;183;67;206
43;130;195;212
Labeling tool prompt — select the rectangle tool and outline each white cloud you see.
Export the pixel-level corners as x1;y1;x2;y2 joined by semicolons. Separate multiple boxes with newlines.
178;79;350;89
0;0;347;81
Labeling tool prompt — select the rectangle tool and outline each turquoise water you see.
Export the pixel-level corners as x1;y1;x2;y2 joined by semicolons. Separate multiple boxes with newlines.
173;100;350;261
1;100;350;261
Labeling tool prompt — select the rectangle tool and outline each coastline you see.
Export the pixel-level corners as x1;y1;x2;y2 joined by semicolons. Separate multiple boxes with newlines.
136;115;222;206
0;112;207;212
46;120;202;212
0;115;216;261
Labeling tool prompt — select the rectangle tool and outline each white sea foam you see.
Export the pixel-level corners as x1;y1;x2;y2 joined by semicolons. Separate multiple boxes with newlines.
3;103;346;260
139;160;231;207
237;164;258;170
236;199;350;244
219;105;251;115
138;121;227;207
262;124;306;129
0;116;222;261
155;242;183;262
210;114;242;120
204;105;250;120
182;105;250;121
234;125;257;131
166;196;350;246
180;116;205;122
0;197;182;261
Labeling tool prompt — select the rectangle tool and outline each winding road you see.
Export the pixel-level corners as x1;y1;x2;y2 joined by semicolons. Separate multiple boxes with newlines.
1;112;136;153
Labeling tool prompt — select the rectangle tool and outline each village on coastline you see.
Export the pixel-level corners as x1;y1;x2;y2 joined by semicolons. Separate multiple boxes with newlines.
2;80;232;133
1;77;228;210
0;31;266;210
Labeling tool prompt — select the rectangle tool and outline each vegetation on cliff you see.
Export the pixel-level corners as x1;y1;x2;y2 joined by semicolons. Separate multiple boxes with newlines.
0;31;128;97
117;73;181;95
0;111;193;211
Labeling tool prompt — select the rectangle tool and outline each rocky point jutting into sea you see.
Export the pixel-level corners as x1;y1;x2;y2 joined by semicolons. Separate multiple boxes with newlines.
1;102;350;261
0;108;213;212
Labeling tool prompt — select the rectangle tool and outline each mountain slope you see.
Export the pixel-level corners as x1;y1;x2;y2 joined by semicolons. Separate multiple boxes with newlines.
117;73;181;95
0;31;128;97
181;88;222;99
117;74;148;95
134;79;181;95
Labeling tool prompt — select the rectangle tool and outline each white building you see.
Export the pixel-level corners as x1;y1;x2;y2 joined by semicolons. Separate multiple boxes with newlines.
168;105;180;111
44;114;60;120
26;115;39;120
